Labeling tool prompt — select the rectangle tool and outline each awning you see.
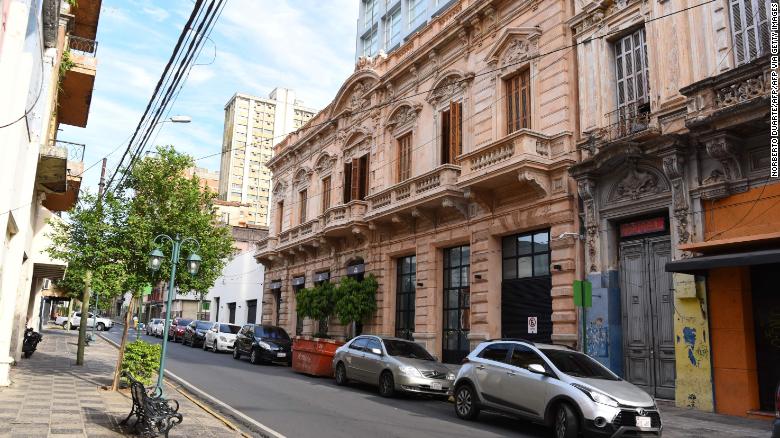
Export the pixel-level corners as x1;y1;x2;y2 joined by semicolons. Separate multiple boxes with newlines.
314;272;330;283
665;249;780;273
346;263;365;276
269;280;282;290
292;276;305;286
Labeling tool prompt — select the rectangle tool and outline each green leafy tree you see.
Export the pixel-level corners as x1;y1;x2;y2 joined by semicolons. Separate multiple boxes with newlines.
334;274;378;331
296;282;337;337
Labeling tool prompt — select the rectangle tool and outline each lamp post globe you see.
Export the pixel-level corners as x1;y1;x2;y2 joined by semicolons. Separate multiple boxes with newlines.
185;253;202;276
148;248;165;272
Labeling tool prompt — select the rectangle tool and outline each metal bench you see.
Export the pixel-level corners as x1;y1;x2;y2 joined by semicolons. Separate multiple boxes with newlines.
121;372;183;437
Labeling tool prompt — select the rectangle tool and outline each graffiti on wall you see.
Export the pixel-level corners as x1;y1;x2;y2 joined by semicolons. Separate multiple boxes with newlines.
586;317;609;358
673;273;713;412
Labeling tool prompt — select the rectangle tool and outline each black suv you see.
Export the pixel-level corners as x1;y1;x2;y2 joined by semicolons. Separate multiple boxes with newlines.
232;324;292;365
183;320;212;348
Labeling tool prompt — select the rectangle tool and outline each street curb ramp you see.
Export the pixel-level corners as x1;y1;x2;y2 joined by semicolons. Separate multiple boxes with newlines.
99;333;285;438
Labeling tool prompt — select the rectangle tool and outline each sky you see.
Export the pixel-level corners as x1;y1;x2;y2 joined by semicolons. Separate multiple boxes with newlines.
61;0;359;192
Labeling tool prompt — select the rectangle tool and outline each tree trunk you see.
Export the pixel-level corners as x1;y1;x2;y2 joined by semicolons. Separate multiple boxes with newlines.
111;295;135;391
76;271;92;365
65;298;74;331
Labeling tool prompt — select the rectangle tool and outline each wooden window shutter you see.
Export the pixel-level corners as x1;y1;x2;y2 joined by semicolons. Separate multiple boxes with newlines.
398;134;411;181
730;0;769;65
321;177;331;212
359;155;369;200
343;163;352;203
449;101;462;161
519;70;530;129
351;158;361;201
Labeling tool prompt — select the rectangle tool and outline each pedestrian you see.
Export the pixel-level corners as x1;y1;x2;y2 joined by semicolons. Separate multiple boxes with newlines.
132;315;139;328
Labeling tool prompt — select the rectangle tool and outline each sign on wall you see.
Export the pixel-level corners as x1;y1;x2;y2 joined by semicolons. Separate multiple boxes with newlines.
619;217;666;238
528;316;538;334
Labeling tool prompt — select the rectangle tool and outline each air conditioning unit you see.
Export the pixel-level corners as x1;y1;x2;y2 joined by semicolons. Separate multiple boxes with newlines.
42;279;51;290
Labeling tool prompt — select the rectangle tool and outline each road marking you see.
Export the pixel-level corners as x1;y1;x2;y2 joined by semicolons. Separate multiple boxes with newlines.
99;333;286;438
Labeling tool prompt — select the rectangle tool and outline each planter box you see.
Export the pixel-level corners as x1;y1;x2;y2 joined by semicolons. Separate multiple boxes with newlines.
292;336;345;377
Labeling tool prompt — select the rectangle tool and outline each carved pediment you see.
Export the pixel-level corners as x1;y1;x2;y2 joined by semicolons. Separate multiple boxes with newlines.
272;181;288;199
485;27;542;68
314;152;337;174
331;71;380;116
293;168;312;189
385;103;422;132
342;127;372;160
426;70;474;105
607;160;669;203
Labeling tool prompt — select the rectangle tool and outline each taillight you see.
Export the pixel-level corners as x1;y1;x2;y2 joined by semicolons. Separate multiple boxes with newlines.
461;357;470;364
775;383;779;418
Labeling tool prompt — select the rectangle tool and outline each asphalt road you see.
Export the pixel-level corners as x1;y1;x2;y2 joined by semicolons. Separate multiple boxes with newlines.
103;327;550;438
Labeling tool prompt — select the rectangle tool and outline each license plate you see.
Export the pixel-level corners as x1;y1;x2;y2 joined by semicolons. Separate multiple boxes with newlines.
636;416;651;428
430;382;442;391
276;352;286;358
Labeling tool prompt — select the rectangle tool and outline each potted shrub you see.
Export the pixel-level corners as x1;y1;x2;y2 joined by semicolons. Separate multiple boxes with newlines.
292;282;343;376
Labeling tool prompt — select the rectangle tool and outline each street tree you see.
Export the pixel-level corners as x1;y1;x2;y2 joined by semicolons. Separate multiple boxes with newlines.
109;145;233;389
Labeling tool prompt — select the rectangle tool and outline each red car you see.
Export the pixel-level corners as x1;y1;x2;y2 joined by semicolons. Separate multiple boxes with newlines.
168;318;192;342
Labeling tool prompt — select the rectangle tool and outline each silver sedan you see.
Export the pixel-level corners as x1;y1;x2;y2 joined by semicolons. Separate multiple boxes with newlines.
332;335;455;398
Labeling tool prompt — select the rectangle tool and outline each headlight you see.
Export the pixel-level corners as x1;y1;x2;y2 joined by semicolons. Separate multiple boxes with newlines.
257;341;271;349
399;365;422;377
219;336;227;342
447;372;456;380
571;383;619;407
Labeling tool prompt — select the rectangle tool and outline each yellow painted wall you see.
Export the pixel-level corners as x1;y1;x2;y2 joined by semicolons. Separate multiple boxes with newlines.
673;273;714;412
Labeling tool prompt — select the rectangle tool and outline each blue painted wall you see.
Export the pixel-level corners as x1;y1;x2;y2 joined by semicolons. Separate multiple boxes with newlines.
585;271;623;376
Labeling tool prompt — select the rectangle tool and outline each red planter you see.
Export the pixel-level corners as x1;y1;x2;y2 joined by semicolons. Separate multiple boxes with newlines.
292;336;345;377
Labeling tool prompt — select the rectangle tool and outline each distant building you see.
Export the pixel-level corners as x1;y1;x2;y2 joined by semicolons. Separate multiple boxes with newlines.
355;0;457;60
184;166;220;194
218;88;317;226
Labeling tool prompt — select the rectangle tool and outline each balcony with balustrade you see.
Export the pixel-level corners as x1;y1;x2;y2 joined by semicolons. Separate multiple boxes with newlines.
320;201;369;237
58;35;98;127
37;140;86;212
457;130;573;199
365;164;462;222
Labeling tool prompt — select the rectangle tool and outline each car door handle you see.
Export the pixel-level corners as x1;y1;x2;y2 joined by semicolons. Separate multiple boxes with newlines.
475;365;486;370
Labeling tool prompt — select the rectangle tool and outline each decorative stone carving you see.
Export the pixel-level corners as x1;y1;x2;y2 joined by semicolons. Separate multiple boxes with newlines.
517;168;549;198
384;83;395;103
704;134;742;181
409;66;419;92
347;81;370;112
502;39;533;67
716;70;769;108
485;27;542;68
314;153;337;174
272;181;288;200
610;160;662;201
426;72;473;105
577;179;599;273
386;104;422;132
293;168;312;189
662;152;692;246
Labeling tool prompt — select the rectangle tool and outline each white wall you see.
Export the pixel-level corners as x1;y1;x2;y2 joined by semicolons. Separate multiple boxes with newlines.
207;250;264;326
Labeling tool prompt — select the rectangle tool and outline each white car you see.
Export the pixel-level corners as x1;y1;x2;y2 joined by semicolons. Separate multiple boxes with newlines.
151;319;171;337
145;318;162;336
55;312;113;331
203;322;240;353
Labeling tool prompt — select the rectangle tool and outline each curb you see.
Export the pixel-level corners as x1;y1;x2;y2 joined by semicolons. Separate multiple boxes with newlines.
99;333;286;438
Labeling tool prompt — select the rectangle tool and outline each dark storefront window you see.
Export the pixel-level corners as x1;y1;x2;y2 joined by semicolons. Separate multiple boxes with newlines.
395;255;416;340
293;276;305;336
502;230;550;279
443;245;470;364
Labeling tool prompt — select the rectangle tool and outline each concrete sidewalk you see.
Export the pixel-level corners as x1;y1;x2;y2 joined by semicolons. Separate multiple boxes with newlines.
658;400;772;438
0;327;243;438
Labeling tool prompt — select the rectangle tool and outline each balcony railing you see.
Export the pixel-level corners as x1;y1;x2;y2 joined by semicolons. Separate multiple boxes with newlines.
366;165;461;218
277;219;320;250
41;140;85;161
320;201;368;235
601;101;651;143
68;35;98;57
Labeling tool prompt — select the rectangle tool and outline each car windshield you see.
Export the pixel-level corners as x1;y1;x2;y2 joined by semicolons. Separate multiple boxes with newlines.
383;339;435;361
254;326;290;340
177;319;192;326
196;322;212;330
540;349;619;380
220;325;240;334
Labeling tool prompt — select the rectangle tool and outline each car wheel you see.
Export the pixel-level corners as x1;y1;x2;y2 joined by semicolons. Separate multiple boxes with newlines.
97;323;105;332
335;362;348;386
61;322;67;329
202;340;208;351
454;384;480;420
378;371;395;398
213;341;219;353
250;349;260;365
233;348;241;360
553;403;579;438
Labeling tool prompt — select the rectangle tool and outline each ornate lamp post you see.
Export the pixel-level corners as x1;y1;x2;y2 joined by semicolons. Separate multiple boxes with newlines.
148;234;201;393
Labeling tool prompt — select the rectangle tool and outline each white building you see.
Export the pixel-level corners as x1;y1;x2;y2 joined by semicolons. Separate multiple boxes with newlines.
217;88;316;226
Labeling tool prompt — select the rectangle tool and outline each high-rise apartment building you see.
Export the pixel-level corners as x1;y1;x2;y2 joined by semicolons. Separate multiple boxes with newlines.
218;88;316;225
355;0;456;60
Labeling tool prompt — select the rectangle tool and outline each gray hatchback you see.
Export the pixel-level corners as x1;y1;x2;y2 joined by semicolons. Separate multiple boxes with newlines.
332;335;455;398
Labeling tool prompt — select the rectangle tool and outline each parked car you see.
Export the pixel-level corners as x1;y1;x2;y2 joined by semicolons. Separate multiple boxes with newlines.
232;324;291;365
168;318;191;342
204;322;240;353
183;320;213;348
153;319;172;337
145;318;162;336
772;381;779;438
451;340;661;438
55;312;113;331
332;335;455;399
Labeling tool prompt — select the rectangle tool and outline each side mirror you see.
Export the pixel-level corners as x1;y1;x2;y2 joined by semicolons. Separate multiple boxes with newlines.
528;363;547;375
370;348;383;356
